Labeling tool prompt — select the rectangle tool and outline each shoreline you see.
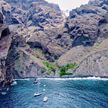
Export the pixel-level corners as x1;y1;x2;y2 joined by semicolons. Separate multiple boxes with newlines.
1;76;108;94
14;76;108;81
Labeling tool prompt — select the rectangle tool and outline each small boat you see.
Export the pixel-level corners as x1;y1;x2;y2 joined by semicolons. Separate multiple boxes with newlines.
33;81;38;84
1;92;7;95
33;78;38;84
43;96;48;102
34;93;42;97
34;78;42;97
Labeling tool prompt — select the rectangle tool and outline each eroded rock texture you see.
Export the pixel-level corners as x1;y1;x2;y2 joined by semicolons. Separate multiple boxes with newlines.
1;0;108;80
0;12;12;89
65;0;108;47
58;0;108;77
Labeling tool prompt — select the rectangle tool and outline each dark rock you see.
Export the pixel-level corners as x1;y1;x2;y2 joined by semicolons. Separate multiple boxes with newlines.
72;36;93;47
11;17;20;24
1;0;108;80
89;0;108;7
65;0;108;47
0;12;3;24
0;13;12;88
1;28;10;38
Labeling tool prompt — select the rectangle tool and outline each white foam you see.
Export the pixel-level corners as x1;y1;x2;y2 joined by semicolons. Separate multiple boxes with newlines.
38;77;108;81
14;77;108;81
11;81;17;86
15;78;30;81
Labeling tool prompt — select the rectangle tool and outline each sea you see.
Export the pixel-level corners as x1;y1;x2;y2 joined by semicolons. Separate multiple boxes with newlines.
0;77;108;108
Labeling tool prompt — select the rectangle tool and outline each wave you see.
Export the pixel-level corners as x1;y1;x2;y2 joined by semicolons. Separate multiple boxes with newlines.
11;81;17;86
38;77;108;81
14;78;31;81
13;77;108;81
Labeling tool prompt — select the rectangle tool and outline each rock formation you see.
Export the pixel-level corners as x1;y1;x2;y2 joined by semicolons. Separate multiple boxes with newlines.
57;0;108;77
0;0;108;82
0;12;12;90
65;0;108;47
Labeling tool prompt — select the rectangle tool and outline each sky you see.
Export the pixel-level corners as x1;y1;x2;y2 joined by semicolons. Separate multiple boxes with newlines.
46;0;90;15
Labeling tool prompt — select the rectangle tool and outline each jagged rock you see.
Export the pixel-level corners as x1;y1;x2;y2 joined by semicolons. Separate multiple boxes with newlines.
65;0;108;47
1;0;108;80
0;0;65;61
0;12;3;24
89;0;108;7
0;12;12;89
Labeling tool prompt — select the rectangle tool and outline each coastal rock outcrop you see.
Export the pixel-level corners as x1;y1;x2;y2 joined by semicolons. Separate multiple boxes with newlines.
0;12;12;89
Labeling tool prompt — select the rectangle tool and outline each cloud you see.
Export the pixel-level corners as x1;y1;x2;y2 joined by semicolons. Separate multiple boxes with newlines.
46;0;89;11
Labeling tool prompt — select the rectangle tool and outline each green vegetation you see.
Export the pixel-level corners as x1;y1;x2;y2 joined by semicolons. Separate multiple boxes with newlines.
43;61;77;77
43;61;57;74
59;63;77;77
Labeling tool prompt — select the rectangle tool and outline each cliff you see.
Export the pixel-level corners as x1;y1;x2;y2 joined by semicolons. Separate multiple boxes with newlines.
58;0;108;77
0;12;13;90
0;0;108;81
0;0;66;79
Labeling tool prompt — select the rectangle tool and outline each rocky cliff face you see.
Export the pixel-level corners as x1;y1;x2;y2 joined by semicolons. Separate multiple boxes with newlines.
0;0;66;61
65;0;108;47
0;0;108;80
0;0;65;80
0;12;13;89
58;0;108;77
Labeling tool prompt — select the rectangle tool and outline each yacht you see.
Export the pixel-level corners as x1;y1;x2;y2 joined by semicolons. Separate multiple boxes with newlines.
34;78;41;97
34;93;42;97
43;96;48;102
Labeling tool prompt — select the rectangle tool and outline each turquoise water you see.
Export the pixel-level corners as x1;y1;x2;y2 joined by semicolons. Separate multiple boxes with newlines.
0;78;108;108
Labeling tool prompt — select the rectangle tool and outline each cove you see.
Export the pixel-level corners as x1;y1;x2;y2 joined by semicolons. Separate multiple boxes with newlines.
0;78;108;108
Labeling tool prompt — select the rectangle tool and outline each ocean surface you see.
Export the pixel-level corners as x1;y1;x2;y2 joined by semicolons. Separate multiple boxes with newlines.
0;78;108;108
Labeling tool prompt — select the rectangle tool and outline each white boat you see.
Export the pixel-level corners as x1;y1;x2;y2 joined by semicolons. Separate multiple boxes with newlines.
34;93;42;97
43;96;48;102
1;92;7;95
33;78;38;84
34;78;42;97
